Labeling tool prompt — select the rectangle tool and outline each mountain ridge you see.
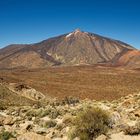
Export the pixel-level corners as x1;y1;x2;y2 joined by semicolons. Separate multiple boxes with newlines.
0;29;139;69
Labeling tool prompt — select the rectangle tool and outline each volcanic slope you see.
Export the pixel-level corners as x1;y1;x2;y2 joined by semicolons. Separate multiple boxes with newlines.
0;29;137;68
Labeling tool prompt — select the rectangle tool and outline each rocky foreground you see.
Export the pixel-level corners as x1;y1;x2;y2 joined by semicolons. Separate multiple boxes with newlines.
0;92;140;140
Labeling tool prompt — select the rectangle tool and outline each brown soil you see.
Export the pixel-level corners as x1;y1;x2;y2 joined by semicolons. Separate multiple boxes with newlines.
0;66;140;101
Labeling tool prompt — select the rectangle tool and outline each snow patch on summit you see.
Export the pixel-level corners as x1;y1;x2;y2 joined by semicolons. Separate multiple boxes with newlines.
74;29;81;35
66;33;73;38
66;29;82;38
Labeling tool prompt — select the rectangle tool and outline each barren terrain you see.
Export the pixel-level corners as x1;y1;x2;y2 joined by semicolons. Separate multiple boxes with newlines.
0;66;140;101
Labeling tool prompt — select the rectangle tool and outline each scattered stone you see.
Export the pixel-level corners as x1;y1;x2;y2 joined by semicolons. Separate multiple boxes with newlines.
0;116;4;125
3;116;14;125
17;132;51;140
34;126;48;134
1;92;140;140
73;137;80;140
19;121;33;132
110;112;121;125
110;132;140;140
96;134;107;140
9;138;16;140
132;109;140;117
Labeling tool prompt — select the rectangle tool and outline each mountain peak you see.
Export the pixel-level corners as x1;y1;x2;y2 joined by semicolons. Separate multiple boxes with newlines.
74;28;82;33
66;28;85;38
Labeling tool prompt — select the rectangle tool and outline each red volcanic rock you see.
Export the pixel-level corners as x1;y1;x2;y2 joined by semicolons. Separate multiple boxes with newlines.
113;50;140;68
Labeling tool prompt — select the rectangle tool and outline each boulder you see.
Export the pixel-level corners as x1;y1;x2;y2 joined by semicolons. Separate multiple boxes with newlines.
110;112;121;127
3;116;15;125
19;121;33;132
34;126;48;134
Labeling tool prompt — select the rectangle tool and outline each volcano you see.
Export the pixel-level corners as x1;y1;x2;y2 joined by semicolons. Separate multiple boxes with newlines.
0;29;139;69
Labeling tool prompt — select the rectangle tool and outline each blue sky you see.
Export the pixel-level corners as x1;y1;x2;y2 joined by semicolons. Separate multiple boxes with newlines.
0;0;140;49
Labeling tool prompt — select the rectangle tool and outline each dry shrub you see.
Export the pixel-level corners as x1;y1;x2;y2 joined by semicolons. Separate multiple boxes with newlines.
68;107;110;140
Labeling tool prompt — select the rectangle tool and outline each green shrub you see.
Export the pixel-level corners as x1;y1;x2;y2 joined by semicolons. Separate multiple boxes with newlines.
26;107;62;119
34;108;50;118
26;108;48;118
26;109;37;118
49;109;60;119
0;131;14;140
0;103;7;110
43;120;57;128
55;123;65;131
68;107;110;140
62;115;73;126
38;109;51;118
62;96;79;105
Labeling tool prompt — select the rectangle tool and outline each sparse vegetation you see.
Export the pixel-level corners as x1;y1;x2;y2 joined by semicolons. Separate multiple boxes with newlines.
48;109;60;119
68;107;110;140
43;120;57;128
0;92;140;139
62;96;79;105
0;85;35;106
124;121;140;135
1;67;140;101
62;115;73;126
0;68;140;140
0;131;14;140
0;103;7;110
